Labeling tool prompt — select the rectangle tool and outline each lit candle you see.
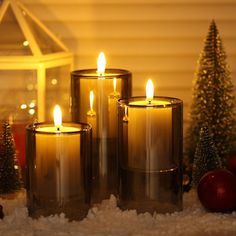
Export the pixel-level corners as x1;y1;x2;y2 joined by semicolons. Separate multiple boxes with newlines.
26;106;92;220
87;90;97;137
71;52;132;203
118;81;183;214
34;105;81;201
127;80;172;170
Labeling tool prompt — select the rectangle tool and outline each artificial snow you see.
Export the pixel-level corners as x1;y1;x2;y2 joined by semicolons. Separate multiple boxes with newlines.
0;190;236;236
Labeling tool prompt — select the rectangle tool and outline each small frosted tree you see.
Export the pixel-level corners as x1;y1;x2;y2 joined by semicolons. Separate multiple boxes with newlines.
192;126;222;186
0;121;21;193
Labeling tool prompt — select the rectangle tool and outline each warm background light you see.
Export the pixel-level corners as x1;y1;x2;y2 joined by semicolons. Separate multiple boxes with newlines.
23;40;29;46
18;1;236;129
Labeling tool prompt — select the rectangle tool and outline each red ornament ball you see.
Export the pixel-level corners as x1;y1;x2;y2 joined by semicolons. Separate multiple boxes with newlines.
197;169;236;212
227;153;236;175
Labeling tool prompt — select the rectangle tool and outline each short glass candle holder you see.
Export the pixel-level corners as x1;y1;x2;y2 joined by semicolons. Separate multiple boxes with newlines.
118;96;183;214
71;69;132;204
26;122;92;221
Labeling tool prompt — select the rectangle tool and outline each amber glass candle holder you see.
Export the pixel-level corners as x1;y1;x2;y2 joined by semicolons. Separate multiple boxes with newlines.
118;96;183;214
26;122;92;221
71;69;132;203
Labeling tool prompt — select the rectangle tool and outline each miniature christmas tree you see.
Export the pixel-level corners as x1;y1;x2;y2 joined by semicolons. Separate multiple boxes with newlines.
0;121;21;193
192;126;222;186
185;20;236;171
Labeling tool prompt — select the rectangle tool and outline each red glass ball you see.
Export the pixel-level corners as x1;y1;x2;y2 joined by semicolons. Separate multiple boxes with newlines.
227;153;236;175
197;169;236;212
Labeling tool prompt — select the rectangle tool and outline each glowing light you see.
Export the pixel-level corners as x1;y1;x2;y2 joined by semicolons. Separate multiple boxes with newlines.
51;78;58;85
23;40;29;46
29;101;36;108
54;105;62;129
123;105;129;122
87;91;96;117
146;79;154;102
29;109;35;115
20;104;27;109
97;52;106;76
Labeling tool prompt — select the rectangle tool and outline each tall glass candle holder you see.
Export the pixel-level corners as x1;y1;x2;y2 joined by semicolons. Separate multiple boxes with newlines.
26;122;92;221
71;68;132;203
118;96;183;214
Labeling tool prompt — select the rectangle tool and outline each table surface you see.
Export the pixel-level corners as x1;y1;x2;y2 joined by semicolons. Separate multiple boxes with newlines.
0;189;235;236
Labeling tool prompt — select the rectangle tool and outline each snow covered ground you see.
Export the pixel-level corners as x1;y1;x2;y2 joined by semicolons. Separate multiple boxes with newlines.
0;190;235;236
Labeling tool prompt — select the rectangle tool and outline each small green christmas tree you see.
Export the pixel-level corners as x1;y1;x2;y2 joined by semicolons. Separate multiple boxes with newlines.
185;20;236;171
0;121;21;193
192;126;222;186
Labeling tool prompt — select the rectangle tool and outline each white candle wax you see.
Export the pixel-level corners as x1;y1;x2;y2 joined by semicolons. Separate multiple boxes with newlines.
127;100;172;171
35;126;81;201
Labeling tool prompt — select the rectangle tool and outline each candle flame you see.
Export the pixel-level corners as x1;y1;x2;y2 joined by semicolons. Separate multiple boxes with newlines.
97;52;106;75
146;79;154;102
123;105;129;122
87;91;96;116
125;105;128;117
90;90;94;111
113;78;117;93
54;105;62;129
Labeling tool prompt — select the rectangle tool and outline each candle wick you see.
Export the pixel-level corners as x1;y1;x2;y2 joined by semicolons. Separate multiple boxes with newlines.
57;127;60;131
148;100;152;105
87;109;96;117
98;72;104;77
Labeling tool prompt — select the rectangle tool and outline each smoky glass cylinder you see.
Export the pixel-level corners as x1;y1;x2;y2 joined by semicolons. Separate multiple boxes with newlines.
118;97;183;214
26;122;92;221
71;69;132;204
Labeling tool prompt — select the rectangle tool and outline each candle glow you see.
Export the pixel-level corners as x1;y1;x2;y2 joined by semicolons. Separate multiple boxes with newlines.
87;91;96;117
54;105;62;129
123;105;129;122
27;118;90;219
146;79;154;103
97;52;106;76
87;90;96;137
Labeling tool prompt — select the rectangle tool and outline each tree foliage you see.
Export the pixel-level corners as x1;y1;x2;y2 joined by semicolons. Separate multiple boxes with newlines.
185;20;236;172
0;121;21;193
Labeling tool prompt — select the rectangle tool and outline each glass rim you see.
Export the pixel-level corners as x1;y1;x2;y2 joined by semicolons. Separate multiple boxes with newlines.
71;68;132;79
26;122;92;134
118;96;183;108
